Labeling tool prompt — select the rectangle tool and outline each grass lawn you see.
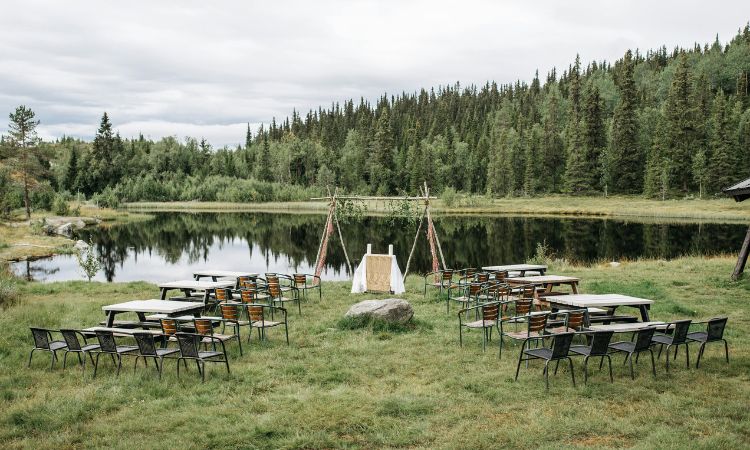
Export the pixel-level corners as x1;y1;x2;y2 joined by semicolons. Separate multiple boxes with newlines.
1;257;749;448
124;196;750;223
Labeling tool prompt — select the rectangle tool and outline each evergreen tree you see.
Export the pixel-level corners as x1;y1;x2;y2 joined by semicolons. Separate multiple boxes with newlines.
5;105;43;219
663;53;697;192
64;145;79;192
708;91;735;192
611;50;642;193
256;133;272;181
370;107;395;194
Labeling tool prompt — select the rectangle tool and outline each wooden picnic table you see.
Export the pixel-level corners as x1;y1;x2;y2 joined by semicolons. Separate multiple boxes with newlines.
506;275;580;300
482;264;547;276
158;279;235;302
545;293;654;323
102;299;204;328
193;270;259;288
83;326;163;337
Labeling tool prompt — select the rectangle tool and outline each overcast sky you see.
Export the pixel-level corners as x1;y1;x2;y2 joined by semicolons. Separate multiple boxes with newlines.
0;1;747;147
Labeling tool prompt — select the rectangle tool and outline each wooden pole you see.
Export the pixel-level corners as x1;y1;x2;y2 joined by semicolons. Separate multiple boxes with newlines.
402;206;427;280
732;226;750;280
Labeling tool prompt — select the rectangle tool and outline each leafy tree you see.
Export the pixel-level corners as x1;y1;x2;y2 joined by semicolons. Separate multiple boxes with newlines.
4;106;45;219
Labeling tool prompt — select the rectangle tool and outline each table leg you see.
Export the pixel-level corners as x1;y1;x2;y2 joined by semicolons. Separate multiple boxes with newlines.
160;288;167;300
137;312;148;329
571;282;579;294
106;311;116;327
639;305;650;322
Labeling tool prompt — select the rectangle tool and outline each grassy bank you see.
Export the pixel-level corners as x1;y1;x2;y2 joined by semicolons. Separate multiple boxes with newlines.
0;205;151;263
1;257;749;448
125;195;750;223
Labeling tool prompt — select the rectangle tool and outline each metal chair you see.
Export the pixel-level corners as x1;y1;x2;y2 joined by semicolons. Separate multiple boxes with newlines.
652;319;692;372
423;269;456;296
92;330;137;378
608;327;657;379
28;327;67;369
59;329;100;373
515;332;576;391
569;330;615;383
175;332;230;382
133;332;179;380
499;310;548;360
268;280;301;315
194;317;242;356
293;273;322;300
246;303;289;344
447;281;483;313
687;317;729;368
547;309;587;334
458;301;501;352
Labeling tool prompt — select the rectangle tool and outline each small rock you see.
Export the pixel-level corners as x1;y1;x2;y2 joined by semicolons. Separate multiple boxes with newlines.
345;299;413;324
609;261;621;267
74;240;89;251
56;223;73;237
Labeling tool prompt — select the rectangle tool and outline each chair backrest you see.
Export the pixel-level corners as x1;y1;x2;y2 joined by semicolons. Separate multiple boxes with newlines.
266;274;279;285
476;272;490;283
494;284;511;301
176;333;200;358
441;270;454;282
240;279;258;290
240;289;258;303
634;327;657;351
670;319;692;344
464;268;477;278
468;282;483;296
493;270;509;282
515;298;533;316
160;319;178;336
133;333;157;356
237;276;251;288
706;317;728;341
551;333;575;359
246;305;265;323
193;318;214;336
95;330;118;353
30;327;52;350
519;285;536;300
482;302;500;321
267;281;281;298
60;329;83;351
220;304;240;321
588;330;614;356
565;310;586;331
293;274;307;287
215;288;232;303
528;313;548;334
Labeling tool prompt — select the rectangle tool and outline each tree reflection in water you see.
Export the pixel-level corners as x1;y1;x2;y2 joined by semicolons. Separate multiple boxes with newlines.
15;212;748;282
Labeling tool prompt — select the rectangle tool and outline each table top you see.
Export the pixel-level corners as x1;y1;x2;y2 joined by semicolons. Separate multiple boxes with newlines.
102;299;205;314
83;327;162;335
482;264;547;272
193;270;259;278
158;279;235;290
588;321;666;332
547;293;654;307
507;275;580;284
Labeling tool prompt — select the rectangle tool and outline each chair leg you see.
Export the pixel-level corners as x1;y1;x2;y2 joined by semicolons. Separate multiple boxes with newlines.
629;353;635;380
157;357;164;380
237;335;243;356
224;356;230;374
665;345;671;372
133;355;140;373
723;339;730;363
284;323;289;345
685;343;690;368
50;351;56;370
459;325;463;348
554;359;559;375
599;355;605;371
200;361;206;383
544;361;550;391
567;358;576;387
696;343;705;368
657;343;664;360
606;355;613;382
176;358;182;378
28;349;36;368
583;356;589;384
116;354;123;376
514;350;524;381
93;353;101;378
63;351;69;370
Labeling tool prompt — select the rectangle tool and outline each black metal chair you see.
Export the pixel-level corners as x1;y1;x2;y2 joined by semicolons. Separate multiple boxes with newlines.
28;327;67;369
608;327;657;380
293;273;322;300
59;329;100;373
267;280;301;315
92;330;137;377
569;331;615;383
175;332;230;382
652;319;692;372
687;317;729;368
458;301;501;352
515;332;576;391
499;309;548;360
133;332;179;380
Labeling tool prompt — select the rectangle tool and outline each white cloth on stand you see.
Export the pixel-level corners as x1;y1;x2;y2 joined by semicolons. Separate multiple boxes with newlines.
351;255;405;294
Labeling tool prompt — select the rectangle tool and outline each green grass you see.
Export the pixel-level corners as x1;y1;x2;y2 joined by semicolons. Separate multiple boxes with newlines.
1;257;749;448
124;196;750;223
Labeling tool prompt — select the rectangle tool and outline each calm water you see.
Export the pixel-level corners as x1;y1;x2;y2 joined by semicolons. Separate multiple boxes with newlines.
12;212;747;282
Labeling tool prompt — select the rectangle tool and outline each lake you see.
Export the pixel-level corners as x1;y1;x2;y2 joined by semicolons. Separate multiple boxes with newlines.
12;211;747;282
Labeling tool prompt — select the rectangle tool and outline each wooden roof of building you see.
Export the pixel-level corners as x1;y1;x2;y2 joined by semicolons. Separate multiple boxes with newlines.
724;177;750;202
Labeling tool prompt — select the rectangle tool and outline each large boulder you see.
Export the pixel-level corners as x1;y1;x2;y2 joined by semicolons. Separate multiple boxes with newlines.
345;299;413;324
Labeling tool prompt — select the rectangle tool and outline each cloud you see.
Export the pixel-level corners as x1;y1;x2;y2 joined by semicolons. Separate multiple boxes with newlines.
0;0;746;147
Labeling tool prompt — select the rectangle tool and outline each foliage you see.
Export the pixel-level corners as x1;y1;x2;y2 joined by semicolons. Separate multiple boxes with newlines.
441;187;458;207
385;197;421;227
334;198;366;224
528;239;555;265
0;265;18;308
75;238;101;282
52;195;69;216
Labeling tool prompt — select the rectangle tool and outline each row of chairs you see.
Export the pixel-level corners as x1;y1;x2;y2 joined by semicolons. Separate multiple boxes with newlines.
207;273;322;315
424;268;512;296
28;303;291;381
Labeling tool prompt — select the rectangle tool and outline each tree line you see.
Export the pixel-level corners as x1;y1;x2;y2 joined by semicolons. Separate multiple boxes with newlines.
2;26;750;215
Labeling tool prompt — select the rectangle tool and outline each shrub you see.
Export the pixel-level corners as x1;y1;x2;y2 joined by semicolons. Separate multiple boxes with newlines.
0;266;19;308
75;238;101;281
441;187;457;208
52;195;70;216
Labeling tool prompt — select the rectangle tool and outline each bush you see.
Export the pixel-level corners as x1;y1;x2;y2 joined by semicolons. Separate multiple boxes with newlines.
441;187;457;208
0;266;19;308
31;184;54;211
92;187;121;208
52;195;70;216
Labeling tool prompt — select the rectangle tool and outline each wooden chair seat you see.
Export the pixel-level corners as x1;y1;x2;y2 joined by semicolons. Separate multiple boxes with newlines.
547;326;577;334
200;333;236;343
504;330;545;340
252;320;282;328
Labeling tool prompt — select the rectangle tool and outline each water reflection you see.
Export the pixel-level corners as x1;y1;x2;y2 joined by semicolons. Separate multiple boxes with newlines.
12;212;747;282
